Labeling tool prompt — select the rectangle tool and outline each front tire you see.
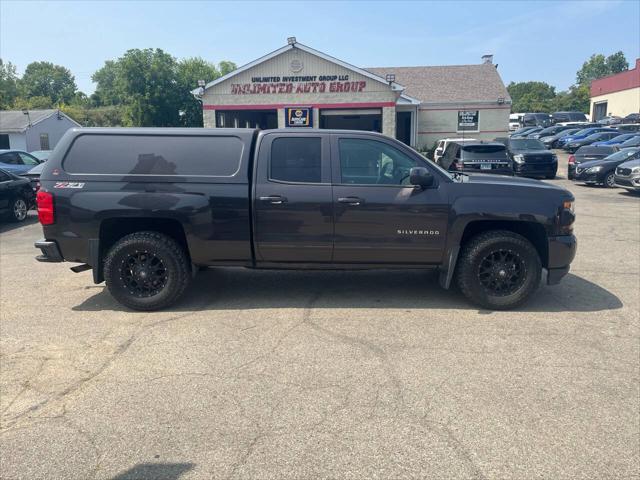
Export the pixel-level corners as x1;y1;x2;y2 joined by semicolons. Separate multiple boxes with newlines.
456;230;542;310
9;197;28;222
603;172;616;188
104;231;191;311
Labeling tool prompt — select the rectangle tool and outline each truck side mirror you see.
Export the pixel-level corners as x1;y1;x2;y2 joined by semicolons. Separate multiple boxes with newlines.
409;167;434;188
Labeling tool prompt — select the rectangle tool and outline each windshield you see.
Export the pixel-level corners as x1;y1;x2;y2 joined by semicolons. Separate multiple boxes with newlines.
509;139;545;150
621;136;640;146
604;148;640;161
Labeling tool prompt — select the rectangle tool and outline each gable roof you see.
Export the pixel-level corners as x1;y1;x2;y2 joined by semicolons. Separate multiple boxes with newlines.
366;64;511;105
0;109;81;133
193;41;406;94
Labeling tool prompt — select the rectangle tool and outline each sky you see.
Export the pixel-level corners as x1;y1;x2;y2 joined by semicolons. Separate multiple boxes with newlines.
1;0;639;95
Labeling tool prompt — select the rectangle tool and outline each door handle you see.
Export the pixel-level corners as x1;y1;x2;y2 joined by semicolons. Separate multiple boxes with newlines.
259;195;287;205
338;196;364;206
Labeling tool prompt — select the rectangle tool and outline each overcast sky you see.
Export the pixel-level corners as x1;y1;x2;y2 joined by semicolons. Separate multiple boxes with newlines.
2;0;638;94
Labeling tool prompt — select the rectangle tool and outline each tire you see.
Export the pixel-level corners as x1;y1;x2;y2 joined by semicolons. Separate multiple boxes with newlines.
456;230;542;310
545;173;556;180
9;197;28;222
603;172;616;188
104;231;191;311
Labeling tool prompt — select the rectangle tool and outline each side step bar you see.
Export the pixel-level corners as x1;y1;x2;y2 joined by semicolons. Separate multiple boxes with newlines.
70;264;92;273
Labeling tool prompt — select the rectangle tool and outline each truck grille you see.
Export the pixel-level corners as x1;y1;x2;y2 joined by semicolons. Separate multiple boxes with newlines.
525;155;552;164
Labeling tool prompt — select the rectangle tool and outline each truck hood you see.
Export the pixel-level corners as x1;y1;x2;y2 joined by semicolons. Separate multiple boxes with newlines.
464;173;569;193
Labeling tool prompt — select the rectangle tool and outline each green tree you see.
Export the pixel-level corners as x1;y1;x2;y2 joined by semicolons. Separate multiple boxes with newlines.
550;84;590;113
91;60;122;106
176;57;221;127
0;59;19;108
576;51;629;86
507;81;556;112
218;60;236;76
19;61;77;105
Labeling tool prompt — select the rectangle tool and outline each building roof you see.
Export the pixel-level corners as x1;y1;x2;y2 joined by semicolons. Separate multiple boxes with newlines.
366;64;511;106
591;58;640;98
0;109;80;133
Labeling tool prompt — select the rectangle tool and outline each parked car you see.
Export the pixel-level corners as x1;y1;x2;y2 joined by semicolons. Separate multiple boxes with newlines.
617;135;640;148
521;113;552;127
616;123;640;133
622;113;640;124
597;116;622;126
29;150;53;162
541;128;582;149
22;162;45;193
563;131;622;153
433;137;477;165
557;127;618;149
614;158;640;192
440;141;513;175
510;126;539;137
0;168;35;222
574;147;640;188
0;149;43;175
34;128;576;311
591;133;638;147
509;113;524;132
568;146;618;179
512;127;543;138
530;125;576;140
552;111;588;124
503;138;557;179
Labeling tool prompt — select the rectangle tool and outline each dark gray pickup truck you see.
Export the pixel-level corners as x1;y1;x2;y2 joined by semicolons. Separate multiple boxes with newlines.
35;128;577;311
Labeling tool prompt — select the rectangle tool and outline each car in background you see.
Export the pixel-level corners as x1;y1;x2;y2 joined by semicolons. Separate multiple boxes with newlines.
510;126;539;137
563;130;622;153
552;111;588;124
557;127;618;149
541;128;582;149
0;149;43;175
614;158;640;192
22;162;45;193
521;113;552;127
617;136;640;148
574;147;640;188
567;146;618;179
591;133;638;147
509;113;524;131
622;113;640;124
440;141;513;175
0;168;35;222
501;138;557;179
433;137;477;165
597;116;623;126
29;150;53;162
616;123;640;133
512;127;544;138
529;125;576;140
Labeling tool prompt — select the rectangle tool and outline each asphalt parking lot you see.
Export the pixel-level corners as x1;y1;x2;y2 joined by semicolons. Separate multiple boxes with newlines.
1;151;638;480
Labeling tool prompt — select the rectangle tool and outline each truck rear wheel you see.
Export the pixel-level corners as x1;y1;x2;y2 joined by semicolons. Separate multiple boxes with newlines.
104;231;191;311
456;230;541;310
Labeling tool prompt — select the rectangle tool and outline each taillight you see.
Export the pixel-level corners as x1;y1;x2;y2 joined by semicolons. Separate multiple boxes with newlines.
568;155;575;165
37;191;54;225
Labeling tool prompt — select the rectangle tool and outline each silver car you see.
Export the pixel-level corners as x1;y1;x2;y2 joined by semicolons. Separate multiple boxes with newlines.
614;158;640;192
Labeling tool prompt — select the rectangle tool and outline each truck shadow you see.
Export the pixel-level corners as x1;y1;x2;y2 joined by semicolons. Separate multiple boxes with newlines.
110;462;195;480
73;268;622;313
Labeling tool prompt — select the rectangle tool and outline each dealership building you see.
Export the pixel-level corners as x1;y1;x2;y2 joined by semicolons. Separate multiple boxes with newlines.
195;38;511;149
590;58;640;121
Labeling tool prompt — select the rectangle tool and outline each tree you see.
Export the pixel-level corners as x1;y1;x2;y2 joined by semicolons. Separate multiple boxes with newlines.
576;51;629;86
507;81;556;112
176;57;221;127
550;84;590;113
19;61;77;105
0;59;19;108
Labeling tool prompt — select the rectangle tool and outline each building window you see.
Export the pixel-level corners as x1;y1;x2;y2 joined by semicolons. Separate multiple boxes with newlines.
0;134;9;149
40;133;50;150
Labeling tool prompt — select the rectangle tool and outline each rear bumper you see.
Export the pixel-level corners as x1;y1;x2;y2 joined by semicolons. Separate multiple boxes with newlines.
546;234;577;285
34;239;64;262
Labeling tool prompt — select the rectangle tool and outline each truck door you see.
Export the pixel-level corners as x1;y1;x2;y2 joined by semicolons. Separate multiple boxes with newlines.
331;135;449;264
253;133;334;262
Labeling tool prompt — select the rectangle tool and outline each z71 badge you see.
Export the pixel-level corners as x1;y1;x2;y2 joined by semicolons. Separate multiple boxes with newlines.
54;182;85;189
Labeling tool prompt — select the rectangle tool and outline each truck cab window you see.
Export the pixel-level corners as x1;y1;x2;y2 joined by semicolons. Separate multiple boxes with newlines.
338;138;419;185
270;137;321;183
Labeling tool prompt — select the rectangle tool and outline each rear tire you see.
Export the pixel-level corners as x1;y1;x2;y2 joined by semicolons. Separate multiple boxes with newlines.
9;197;28;222
104;231;191;311
456;230;542;310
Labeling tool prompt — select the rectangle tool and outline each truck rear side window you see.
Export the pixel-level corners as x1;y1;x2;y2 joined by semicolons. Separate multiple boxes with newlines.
270;137;321;183
63;135;243;176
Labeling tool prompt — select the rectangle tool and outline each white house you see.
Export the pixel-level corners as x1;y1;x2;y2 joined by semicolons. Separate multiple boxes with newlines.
0;109;81;152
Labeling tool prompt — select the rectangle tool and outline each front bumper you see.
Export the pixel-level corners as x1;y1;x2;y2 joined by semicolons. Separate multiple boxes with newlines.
34;239;64;262
574;171;603;184
514;163;557;177
614;174;640;191
546;234;577;285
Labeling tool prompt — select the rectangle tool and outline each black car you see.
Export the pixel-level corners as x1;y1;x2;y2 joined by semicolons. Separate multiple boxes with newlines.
563;130;620;153
440;141;513;175
530;125;577;140
542;128;582;149
0;168;35;222
503;138;557;179
551;111;588;124
22;162;44;193
622;113;640;124
568;146;618;179
521;113;552;127
512;127;544;138
574;147;640;187
510;126;540;137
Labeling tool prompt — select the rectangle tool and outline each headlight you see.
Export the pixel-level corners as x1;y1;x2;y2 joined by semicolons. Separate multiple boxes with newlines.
632;166;640;173
587;166;603;173
513;154;525;164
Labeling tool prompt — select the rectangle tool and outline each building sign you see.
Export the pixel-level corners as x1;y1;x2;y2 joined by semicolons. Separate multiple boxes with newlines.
230;75;367;95
458;110;479;131
285;107;312;127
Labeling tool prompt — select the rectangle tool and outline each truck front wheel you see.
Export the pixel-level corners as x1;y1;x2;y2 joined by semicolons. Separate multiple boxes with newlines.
456;230;542;310
104;231;191;311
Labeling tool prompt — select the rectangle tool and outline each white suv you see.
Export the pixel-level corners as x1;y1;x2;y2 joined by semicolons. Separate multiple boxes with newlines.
434;138;478;165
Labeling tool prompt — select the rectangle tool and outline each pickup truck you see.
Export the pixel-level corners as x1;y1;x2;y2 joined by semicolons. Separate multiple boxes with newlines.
34;128;577;311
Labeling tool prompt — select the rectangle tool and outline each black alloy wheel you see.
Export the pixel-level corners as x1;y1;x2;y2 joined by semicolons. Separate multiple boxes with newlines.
477;249;527;297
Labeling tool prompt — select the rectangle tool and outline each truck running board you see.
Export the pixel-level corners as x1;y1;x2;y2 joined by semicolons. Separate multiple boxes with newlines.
70;264;92;273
